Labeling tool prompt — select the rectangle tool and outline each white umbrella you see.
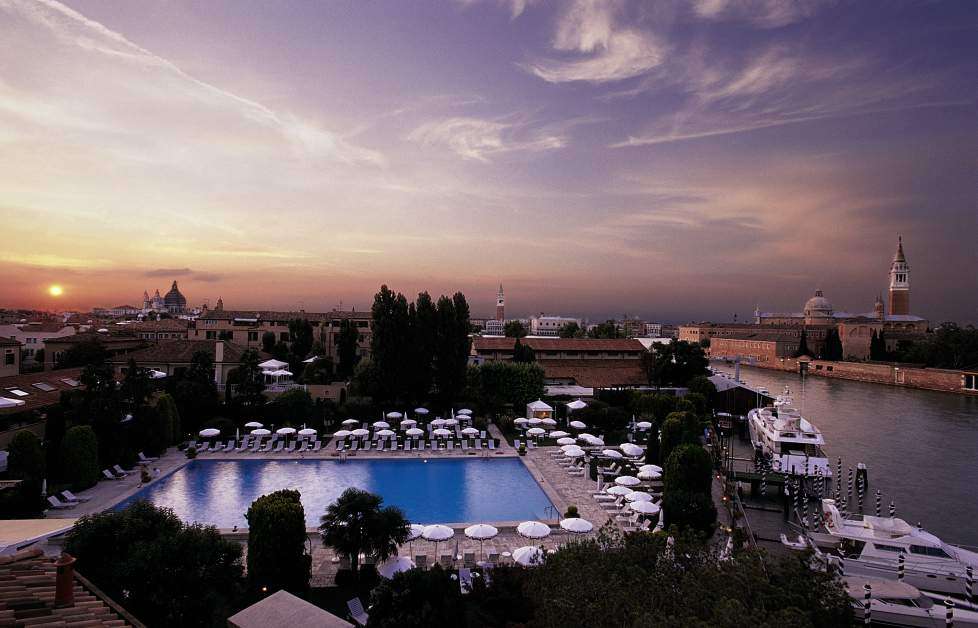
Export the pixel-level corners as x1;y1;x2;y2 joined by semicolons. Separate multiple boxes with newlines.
414;407;429;415
251;428;271;436
512;545;545;567
464;524;499;560
422;524;454;558
386;411;403;419
400;419;417;428
199;428;220;437
638;469;663;481
244;421;264;428
298;428;317;436
407;524;425;541
629;501;661;515
276;427;296;436
462;427;479;436
606;485;631;496
405;428;424;437
526;427;545;436
615;475;641;487
527;418;542;426
433;428;452;437
620;443;644;457
516;521;551;539
625;491;654;502
582;435;604;446
636;421;652;430
342;419;360;426
560;443;581;451
376;429;395;437
563;449;585;458
302;356;319;363
567;399;587;411
352;428;370;437
333;430;352;438
148;369;167;379
457;408;472;415
639;464;663;474
377;556;415;579
444;418;458;426
373;421;390;429
549;430;569;439
556;437;576;446
513;418;529;425
569;420;587;429
600;449;624;459
559;518;593;534
430;418;446;427
541;418;557;426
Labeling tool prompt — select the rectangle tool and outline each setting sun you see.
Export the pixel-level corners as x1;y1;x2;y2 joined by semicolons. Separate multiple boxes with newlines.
48;284;63;297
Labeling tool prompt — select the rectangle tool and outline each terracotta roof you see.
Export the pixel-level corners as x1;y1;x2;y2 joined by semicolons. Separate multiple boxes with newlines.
199;309;368;322
17;322;75;333
121;320;190;333
537;359;647;388
472;337;645;352
108;340;262;365
44;332;143;346
713;331;800;342
0;548;135;627
0;368;85;414
0;337;21;347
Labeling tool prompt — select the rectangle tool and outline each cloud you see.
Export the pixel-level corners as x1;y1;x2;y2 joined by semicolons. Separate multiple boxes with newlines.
523;0;665;83
455;0;539;19
144;268;193;278
406;116;567;162
690;0;831;28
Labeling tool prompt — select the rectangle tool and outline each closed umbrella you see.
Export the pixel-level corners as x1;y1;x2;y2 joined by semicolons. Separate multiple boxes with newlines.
422;524;454;558
629;501;661;515
333;430;352;438
342;419;359;426
601;449;623;459
464;524;498;560
517;521;551;539
377;556;415;579
433;428;452;437
276;427;296;436
457;408;472;415
462;427;479;436
625;491;653;502
549;431;569;439
373;421;390;429
386;411;403;419
251;428;271;436
376;429;395;437
199;428;220;438
559;517;593;534
244;421;264;428
569;420;586;429
405;428;424;437
352;428;369;437
620;443;644;457
414;407;429;415
615;475;641;487
512;545;545;567
556;437;576;446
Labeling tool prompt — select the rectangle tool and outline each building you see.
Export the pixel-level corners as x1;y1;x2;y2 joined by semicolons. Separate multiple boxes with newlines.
0;337;21;377
141;280;188;316
119;318;190;341
107;339;261;386
484;284;506;336
0;321;76;367
529;314;581;337
0;368;85;416
43;332;148;370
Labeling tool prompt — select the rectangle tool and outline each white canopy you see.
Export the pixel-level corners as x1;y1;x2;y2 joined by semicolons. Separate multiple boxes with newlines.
638;469;662;481
302;356;319;363
513;417;529;425
464;524;498;540
298;428;317;436
566;399;587;411
373;421;390;429
639;464;663;474
400;419;417;428
276;427;296;435
244;421;264;428
0;397;26;408
148;369;167;379
606;485;631;496
635;421;652;430
405;428;424;437
568;420;587;429
516;521;551;539
600;449;623;459
444;418;458;426
512;545;545;567
541;418;557;426
433;428;452;437
457;408;473;415
352;428;370;437
526;399;553;411
625;491;653;502
266;369;293;377
549;430;569;439
527;418;542;426
430;418;446;427
251;428;271;436
414;407;429;415
333;430;352;438
386;411;403;419
199;428;220;437
615;475;641;487
563;448;585;458
259;359;289;370
559;518;593;534
342;419;360;426
556;437;577;446
407;524;425;541
462;427;479;436
376;429;395;437
526;427;546;436
377;556;415;579
629;501;661;515
620;443;644;457
421;524;454;541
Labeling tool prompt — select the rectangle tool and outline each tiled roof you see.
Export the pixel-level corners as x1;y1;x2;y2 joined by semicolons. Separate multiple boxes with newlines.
0;337;21;347
0;368;85;414
537;359;646;388
120;320;190;333
108;340;262;365
18;322;74;333
713;331;800;342
44;332;143;346
199;309;332;322
0;548;135;627
472;337;645;352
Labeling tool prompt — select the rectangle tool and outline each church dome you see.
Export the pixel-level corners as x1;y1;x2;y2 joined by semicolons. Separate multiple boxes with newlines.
803;290;833;321
164;281;187;310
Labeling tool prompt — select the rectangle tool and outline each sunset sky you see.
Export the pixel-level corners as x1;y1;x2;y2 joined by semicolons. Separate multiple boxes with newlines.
1;0;975;322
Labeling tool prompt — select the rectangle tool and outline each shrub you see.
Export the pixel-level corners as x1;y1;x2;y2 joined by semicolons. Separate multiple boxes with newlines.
246;490;311;596
664;444;714;495
0;479;45;518
6;430;45;480
564;505;579;518
155;393;181;445
61;426;99;490
658;417;684;464
686;375;717;400
185;447;197;459
662;489;717;535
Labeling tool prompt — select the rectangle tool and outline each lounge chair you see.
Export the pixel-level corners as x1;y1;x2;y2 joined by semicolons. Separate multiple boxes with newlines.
446;441;454;451
480;430;487;440
187;440;198;452
459;567;473;594
235;438;250;452
404;440;412;452
414;554;427;570
487;549;500;564
347;598;369;627
439;553;453;569
376;440;385;452
224;439;235;451
461;440;468;451
112;464;130;477
137;452;158;464
207;441;222;453
61;490;91;503
273;441;284;453
47;495;75;510
488;439;495;450
335;438;344;451
312;440;322;452
250;439;263;453
463;551;476;567
349;440;359;452
285;442;296;453
102;469;123;481
474;439;482;450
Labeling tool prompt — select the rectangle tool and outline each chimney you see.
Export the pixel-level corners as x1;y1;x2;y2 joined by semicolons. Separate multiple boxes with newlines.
54;553;76;608
215;340;224;363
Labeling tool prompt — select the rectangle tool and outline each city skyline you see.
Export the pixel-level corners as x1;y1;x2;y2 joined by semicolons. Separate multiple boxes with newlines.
1;1;976;323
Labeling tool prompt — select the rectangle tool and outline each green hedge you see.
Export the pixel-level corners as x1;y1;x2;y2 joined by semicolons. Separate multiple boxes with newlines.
61;425;100;491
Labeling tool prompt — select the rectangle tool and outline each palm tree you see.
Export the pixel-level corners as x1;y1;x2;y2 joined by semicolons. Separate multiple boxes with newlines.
319;488;410;581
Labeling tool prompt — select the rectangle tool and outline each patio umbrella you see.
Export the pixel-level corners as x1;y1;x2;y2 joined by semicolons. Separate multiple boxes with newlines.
559;517;594;534
377;556;415;579
527;418;542;426
606;485;631;496
276;427;297;436
405;523;424;556
567;399;587;411
638;464;663;474
333;430;352;438
629;501;661;515
430;418;446;427
549;430;569;439
352;428;370;437
601;449;624;459
148;369;167;379
516;521;551;539
373;421;390;429
513;418;529;426
638;469;662;481
444;418;458;426
342;419;360;426
568;420;587;429
625;491;654;502
199;428;220;437
298;428;317;436
541;418;557;427
564;448;585;458
620;443;644;457
615;475;641;487
251;428;271;436
582;435;604;446
386;411;403;419
376;429;395;437
400;419;417;428
464;524;498;560
414;408;429;415
457;408;473;415
405;428;424;437
512;546;545;567
526;427;545;437
556;437;576;446
433;428;452;437
635;421;652;430
462;427;479;436
244;421;264;428
422;524;454;558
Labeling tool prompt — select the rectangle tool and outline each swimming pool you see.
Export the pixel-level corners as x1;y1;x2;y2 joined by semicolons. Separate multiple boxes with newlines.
115;458;557;528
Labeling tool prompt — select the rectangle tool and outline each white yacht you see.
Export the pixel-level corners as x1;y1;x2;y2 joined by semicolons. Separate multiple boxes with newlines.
747;386;832;478
843;577;978;627
818;498;978;599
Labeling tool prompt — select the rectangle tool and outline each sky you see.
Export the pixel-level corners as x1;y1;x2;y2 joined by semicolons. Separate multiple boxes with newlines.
1;0;975;323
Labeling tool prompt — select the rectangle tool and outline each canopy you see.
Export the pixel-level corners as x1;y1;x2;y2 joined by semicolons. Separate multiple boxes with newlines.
562;446;585;457
430;418;446;427
620;443;644;457
373;421;390;429
407;524;425;541
342;419;360;426
199;428;220;437
244;421;264;428
298;428;317;436
606;485;632;496
527;418;542;426
601;449;623;459
629;501;661;515
259;359;288;370
559;517;593;534
635;421;652;430
276;427;297;435
251;428;271;436
566;399;587;411
526;399;553;411
639;464;663;474
352;428;370;437
386;411;403;419
615;475;641;487
444;418;458;426
433;428;452;437
457;408;473;415
376;429;395;437
405;428;424;437
568;420;587;429
526;427;545;436
464;524;498;540
400;419;417;428
512;545;545;567
638;469;662;481
541;418;557;426
422;524;454;541
0;397;26;408
549;430;569;439
513;418;529;425
266;369;293;377
148;369;167;379
414;407;429;415
333;430;352;438
462;427;479;436
302;356;319;363
516;521;551;539
625;491;653;502
377;556;415;579
556;437;577;446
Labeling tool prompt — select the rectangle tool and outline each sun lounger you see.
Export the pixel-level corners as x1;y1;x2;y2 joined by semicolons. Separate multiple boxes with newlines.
461;440;468;451
439;553;453;569
347;598;369;627
404;440;412;452
273;441;284;453
312;440;322;452
463;551;476;567
234;439;250;452
487;549;500;564
47;495;75;510
414;554;427;570
446;441;454;451
102;469;122;481
285;442;296;453
474;439;482;450
459;567;473;594
61;490;91;503
250;440;263;452
488;439;495;450
224;439;235;451
112;464;130;477
349;440;359;452
137;452;158;464
187;440;198;452
335;438;344;450
480;430;487;440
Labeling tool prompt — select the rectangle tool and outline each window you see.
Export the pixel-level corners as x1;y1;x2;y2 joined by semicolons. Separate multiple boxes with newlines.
247;331;259;342
206;331;217;340
909;545;951;558
965;374;977;391
872;543;904;553
4;352;14;365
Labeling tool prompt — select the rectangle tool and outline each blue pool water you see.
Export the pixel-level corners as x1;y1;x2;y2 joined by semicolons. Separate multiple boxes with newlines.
115;458;556;528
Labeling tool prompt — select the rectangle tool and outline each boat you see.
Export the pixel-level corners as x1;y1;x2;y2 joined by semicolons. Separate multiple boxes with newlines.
843;576;978;627
818;498;978;599
747;386;832;478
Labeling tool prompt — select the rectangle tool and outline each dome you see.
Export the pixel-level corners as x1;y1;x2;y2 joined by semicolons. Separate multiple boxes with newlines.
803;290;833;318
163;281;187;309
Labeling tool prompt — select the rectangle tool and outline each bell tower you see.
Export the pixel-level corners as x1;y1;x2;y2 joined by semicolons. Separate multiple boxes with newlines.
888;236;910;316
495;284;505;322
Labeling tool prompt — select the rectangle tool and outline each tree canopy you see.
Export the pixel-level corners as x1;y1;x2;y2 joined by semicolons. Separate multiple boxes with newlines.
649;340;710;387
557;321;585;338
587;320;621;339
319;488;409;582
503;320;527;338
245;490;311;596
466;361;546;416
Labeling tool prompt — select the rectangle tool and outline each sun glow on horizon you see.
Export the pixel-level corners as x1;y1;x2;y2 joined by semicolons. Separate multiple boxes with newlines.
48;284;63;297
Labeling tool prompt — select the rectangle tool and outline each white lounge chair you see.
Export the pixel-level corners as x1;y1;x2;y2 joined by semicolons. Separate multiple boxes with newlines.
137;452;158;464
61;490;91;503
112;465;129;477
47;495;75;510
347;598;369;627
312;440;322;452
102;469;123;481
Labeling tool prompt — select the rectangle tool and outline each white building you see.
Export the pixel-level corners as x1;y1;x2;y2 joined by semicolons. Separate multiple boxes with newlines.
529;315;581;337
0;322;76;366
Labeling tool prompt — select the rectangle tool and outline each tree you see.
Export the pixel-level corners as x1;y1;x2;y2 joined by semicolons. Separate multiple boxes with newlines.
822;328;844;361
558;321;584;338
288;318;314;362
870;329;887;361
662;489;717;535
370;285;412;402
156;393;181;445
337;318;361;379
407;292;438;401
6;430;45;480
794;328;812;358
245;490;311;596
587;320;621;339
261;331;276;353
664;443;714;495
512;338;536;363
232;349;266;408
686;375;717;401
644;424;660;465
61;426;100;490
65;501;245;628
575;401;629;440
319;488;409;583
265;389;315;427
659;411;703;465
467;361;546;415
171;350;219;434
903;322;978;368
433;292;471;404
120;358;152;412
503;320;527;338
650;340;709;387
369;565;470;628
56;339;109;369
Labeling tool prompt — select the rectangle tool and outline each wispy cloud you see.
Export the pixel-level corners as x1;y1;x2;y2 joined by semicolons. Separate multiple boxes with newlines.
691;0;832;28
406;116;567;162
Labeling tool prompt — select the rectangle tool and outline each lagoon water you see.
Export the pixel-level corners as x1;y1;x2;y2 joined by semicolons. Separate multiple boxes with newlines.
714;364;978;547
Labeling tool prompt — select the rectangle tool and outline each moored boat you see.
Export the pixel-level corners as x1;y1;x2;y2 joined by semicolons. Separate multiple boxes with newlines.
747;386;832;478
